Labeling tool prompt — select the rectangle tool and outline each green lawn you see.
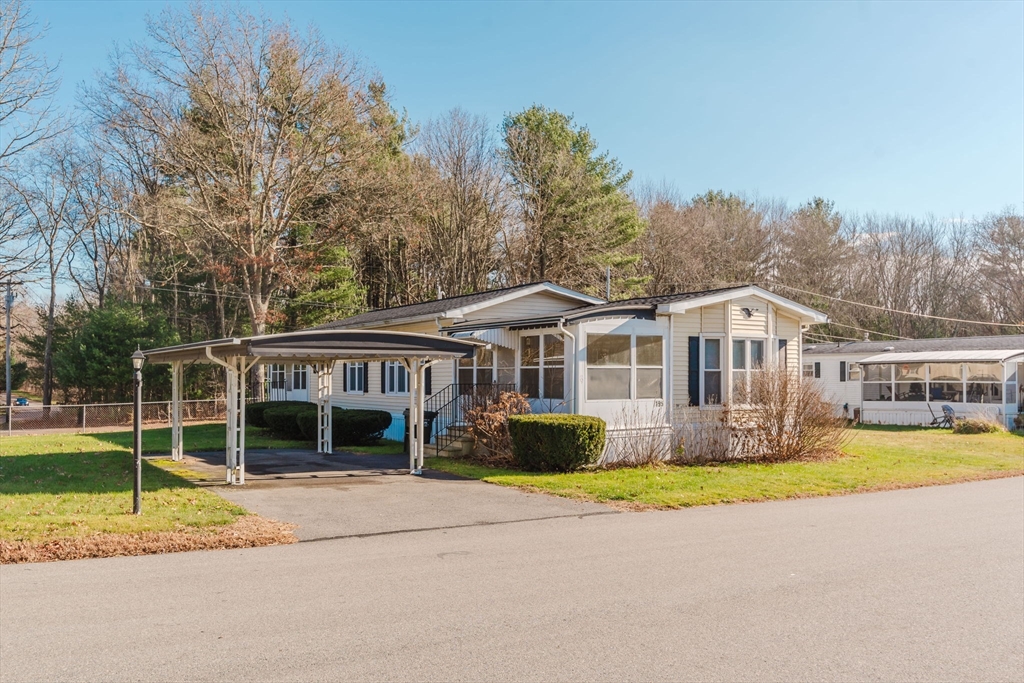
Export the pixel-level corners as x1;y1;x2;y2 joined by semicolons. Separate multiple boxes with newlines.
426;425;1024;509
0;425;307;543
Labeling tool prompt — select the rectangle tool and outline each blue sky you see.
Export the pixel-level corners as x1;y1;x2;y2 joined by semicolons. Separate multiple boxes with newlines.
32;0;1024;218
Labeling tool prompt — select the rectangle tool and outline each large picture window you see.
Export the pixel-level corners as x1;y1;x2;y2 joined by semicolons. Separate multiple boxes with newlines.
586;333;663;401
587;334;631;400
862;363;893;401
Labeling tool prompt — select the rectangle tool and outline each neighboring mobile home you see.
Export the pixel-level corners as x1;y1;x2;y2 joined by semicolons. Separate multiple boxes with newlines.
319;282;827;449
802;335;1024;429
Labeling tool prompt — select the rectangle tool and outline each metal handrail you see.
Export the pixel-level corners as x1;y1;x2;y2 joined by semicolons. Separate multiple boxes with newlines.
426;383;517;452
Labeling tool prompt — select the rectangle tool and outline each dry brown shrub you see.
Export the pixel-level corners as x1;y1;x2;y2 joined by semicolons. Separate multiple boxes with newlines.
464;390;531;465
0;515;298;564
952;417;1006;434
745;364;850;461
672;406;736;464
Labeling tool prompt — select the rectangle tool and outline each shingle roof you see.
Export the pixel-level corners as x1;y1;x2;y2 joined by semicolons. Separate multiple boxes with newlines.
561;284;752;316
318;282;589;329
803;334;1024;356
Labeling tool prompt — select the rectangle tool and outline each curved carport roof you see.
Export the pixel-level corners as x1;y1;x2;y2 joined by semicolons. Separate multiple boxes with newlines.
142;329;482;365
135;330;483;492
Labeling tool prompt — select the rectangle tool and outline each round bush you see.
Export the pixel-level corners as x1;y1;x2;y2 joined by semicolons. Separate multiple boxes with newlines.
294;407;393;446
334;409;392;446
508;414;606;472
263;404;316;440
248;401;309;429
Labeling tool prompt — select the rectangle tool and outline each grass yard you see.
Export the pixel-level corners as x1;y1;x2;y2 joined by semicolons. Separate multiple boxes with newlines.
0;425;307;561
426;425;1024;509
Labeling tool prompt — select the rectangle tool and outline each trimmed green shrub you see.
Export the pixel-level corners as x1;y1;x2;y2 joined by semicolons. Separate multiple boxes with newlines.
508;414;606;472
334;409;392;446
248;400;309;429
263;404;315;440
952;417;1006;434
295;407;393;446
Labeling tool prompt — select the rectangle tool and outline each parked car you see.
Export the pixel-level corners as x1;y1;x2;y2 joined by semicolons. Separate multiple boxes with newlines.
14;397;29;406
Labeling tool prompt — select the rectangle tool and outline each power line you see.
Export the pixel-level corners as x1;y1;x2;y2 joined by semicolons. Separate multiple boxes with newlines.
809;321;911;340
771;283;1024;329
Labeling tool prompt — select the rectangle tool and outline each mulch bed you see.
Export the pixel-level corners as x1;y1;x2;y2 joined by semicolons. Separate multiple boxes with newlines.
0;515;298;564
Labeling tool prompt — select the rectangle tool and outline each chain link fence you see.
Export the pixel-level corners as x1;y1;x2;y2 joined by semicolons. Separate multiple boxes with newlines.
0;399;226;435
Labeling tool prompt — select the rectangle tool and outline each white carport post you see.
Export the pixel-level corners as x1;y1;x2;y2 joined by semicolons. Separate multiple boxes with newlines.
316;361;335;454
402;359;420;474
224;357;238;483
170;360;183;461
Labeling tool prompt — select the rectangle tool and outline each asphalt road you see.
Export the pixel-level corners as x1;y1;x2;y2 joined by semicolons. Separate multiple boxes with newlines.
2;477;1022;682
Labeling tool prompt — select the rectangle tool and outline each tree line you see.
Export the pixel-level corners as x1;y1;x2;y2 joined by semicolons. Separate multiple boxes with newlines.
1;1;1021;404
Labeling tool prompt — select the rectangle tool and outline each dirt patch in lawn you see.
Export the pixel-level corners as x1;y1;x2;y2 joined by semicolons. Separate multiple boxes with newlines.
0;515;298;565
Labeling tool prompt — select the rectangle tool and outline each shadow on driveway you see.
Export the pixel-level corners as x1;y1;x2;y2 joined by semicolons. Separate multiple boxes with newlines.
168;447;613;541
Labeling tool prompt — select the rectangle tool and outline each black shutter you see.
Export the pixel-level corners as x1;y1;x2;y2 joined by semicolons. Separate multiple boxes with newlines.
839;361;846;382
381;362;387;393
425;365;432;395
362;363;369;393
688;336;700;406
814;362;821;379
778;339;788;367
342;363;348;392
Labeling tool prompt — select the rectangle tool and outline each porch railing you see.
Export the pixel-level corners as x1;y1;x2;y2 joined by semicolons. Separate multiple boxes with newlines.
426;383;517;452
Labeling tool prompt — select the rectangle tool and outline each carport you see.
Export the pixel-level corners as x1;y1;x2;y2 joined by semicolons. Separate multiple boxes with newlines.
140;330;482;484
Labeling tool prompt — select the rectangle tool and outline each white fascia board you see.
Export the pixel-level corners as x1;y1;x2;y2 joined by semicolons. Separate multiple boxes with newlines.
656;286;828;324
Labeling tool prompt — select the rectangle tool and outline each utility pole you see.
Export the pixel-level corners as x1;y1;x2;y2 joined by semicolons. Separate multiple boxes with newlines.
605;266;611;301
4;280;13;408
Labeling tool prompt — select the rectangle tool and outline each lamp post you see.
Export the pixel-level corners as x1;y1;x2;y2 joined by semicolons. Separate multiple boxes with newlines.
131;349;145;515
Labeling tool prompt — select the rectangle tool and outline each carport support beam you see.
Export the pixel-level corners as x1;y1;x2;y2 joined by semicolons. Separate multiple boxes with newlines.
171;360;183;461
317;361;335;455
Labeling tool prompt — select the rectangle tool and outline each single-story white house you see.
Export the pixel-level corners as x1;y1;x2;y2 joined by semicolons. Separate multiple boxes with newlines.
802;335;1024;429
318;282;828;450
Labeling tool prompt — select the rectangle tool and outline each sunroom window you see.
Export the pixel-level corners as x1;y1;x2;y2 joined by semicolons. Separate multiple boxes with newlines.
966;363;1002;403
927;363;962;402
520;334;564;399
636;336;663;399
587;334;631;400
894;363;925;402
862;364;893;401
586;333;663;401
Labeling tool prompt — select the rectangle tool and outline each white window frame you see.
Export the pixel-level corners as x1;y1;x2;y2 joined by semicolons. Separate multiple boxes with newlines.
269;364;286;390
699;335;724;407
584;332;665;403
346;362;365;394
731;337;767;404
292;365;307;391
386;360;409;396
519;332;566;400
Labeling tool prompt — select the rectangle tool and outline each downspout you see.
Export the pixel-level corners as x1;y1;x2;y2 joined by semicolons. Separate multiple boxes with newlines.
557;320;576;415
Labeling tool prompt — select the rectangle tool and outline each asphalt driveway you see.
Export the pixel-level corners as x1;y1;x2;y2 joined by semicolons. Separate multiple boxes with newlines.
2;477;1022;682
180;449;612;540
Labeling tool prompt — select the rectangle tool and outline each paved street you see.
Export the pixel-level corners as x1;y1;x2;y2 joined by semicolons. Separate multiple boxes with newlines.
2;476;1022;682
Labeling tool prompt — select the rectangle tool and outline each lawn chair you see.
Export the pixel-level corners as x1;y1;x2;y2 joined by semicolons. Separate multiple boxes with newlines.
938;404;956;428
